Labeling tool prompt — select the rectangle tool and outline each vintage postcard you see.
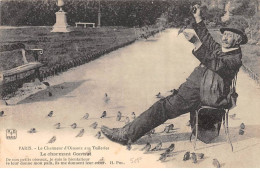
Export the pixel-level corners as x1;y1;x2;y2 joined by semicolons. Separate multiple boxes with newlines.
0;0;260;168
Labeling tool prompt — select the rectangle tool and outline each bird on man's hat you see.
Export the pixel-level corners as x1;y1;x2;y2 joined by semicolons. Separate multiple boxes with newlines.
220;19;248;45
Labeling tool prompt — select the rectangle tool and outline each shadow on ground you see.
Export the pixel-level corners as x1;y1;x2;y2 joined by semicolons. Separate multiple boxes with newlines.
135;125;260;148
17;80;88;104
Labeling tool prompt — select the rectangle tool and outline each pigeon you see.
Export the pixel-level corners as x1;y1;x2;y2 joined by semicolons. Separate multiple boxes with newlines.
90;122;98;129
239;129;244;135
240;123;245;129
178;25;188;35
163;124;174;133
131;112;136;119
47;111;54;117
178;18;190;35
48;91;52;97
191;152;197;163
151;141;162;151
95;131;101;139
116;111;122;121
163;126;171;133
100;111;107;118
145;129;155;137
42;82;50;87
76;129;85;137
0;111;4;117
82;113;89;120
104;93;110;103
163;144;175;155
70;123;77;129
229;113;236;119
212;158;221;168
156;92;161;98
158;153;167;162
183;151;190;161
125;116;130;124
48;136;56;143
28;128;36;133
197;153;204;159
54;123;61;129
170;89;178;95
141;142;151;152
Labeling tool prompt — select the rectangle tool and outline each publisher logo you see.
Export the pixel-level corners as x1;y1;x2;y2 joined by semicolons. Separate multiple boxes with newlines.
6;129;17;140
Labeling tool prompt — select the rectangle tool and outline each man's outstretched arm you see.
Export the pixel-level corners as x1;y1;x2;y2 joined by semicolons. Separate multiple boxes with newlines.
192;5;221;52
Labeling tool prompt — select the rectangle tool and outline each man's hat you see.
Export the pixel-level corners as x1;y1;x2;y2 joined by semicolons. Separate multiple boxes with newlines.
220;20;248;45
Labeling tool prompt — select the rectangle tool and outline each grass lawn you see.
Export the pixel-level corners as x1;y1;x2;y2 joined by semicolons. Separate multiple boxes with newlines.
0;26;138;72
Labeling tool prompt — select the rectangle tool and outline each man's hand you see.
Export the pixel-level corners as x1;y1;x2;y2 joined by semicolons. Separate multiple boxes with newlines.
183;31;202;50
183;31;196;43
192;4;202;23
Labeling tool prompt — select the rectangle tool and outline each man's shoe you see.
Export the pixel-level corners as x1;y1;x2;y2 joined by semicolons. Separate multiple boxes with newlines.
101;126;129;145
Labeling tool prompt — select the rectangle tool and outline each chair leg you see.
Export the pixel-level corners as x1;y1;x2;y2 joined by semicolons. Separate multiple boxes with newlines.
225;110;234;152
223;115;227;135
193;110;199;150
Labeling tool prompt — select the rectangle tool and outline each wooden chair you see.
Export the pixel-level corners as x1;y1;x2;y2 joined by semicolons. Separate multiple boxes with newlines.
0;43;45;98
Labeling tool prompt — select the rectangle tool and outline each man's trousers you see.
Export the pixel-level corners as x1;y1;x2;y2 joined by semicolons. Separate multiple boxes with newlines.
124;81;201;143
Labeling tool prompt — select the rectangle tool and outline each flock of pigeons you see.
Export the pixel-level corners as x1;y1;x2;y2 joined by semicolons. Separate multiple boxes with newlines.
0;91;246;168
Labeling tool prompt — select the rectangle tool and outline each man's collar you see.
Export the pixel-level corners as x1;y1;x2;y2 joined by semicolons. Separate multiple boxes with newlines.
222;47;239;53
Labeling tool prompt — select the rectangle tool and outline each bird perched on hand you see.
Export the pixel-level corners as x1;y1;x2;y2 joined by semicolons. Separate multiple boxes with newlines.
28;128;36;133
116;111;122;121
183;151;190;161
104;93;110;104
212;158;221;168
131;112;136;119
141;142;151;152
54;123;61;129
48;136;56;143
90;122;98;129
229;113;236;119
0;111;4;117
70;123;77;129
125;116;130;124
191;152;197;163
76;129;85;137
100;111;107;118
82;113;89;120
47;111;53;117
178;18;190;35
151;141;162;151
240;123;245;129
95;131;101;139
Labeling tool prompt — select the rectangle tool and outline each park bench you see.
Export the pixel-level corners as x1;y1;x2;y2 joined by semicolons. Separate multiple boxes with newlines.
0;43;44;98
75;22;95;28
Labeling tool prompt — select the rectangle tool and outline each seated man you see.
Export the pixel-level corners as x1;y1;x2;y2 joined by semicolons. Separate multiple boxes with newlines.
101;5;248;145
